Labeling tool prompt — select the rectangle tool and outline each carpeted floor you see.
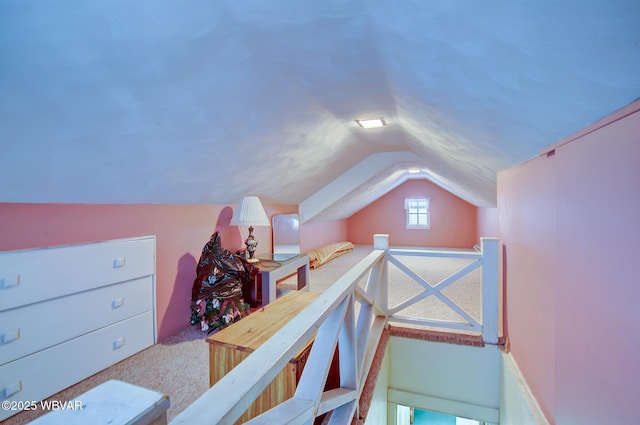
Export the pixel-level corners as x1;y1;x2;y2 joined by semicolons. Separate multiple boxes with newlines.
3;244;482;425
2;326;210;425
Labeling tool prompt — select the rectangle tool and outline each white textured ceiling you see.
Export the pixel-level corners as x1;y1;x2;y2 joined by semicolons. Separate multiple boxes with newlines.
1;1;639;221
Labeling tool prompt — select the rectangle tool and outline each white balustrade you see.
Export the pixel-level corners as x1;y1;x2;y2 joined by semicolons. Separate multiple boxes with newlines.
385;237;499;339
171;235;500;425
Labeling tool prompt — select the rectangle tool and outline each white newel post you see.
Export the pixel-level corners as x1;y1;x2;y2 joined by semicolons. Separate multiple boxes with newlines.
481;237;499;344
373;234;389;316
373;234;389;250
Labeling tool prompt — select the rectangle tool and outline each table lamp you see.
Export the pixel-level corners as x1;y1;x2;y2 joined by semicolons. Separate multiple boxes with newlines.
230;196;271;263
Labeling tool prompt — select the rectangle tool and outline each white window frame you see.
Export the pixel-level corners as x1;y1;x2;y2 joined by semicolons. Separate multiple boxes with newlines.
405;197;430;229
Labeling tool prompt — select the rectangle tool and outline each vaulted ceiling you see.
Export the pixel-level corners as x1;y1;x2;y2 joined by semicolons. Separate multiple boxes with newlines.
1;1;638;222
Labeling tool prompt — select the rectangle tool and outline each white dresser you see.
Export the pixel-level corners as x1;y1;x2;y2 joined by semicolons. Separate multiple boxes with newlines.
0;236;157;422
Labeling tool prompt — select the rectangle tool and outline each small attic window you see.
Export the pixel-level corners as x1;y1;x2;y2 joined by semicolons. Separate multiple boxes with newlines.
405;197;430;229
356;118;386;129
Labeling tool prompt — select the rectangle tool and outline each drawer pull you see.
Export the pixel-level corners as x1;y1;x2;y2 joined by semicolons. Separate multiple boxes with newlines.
0;274;20;289
113;257;126;268
1;381;22;401
111;297;125;309
0;328;20;345
113;337;125;350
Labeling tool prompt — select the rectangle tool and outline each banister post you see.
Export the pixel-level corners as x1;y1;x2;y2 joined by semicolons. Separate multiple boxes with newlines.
373;234;389;316
481;237;499;344
373;234;389;250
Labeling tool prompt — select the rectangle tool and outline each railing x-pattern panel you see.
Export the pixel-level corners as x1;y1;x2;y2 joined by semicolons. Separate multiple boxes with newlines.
386;249;483;332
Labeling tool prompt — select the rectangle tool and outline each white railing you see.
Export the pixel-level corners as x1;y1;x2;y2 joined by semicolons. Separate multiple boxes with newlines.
385;236;499;344
171;235;499;425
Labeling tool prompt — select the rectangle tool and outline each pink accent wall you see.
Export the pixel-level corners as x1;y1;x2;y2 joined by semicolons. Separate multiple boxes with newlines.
554;105;640;424
477;207;498;241
299;219;349;253
0;203;292;341
347;179;478;248
498;100;640;424
498;154;557;422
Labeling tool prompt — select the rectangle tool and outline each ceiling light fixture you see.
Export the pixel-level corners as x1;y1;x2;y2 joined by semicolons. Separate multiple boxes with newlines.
356;118;386;129
407;168;421;174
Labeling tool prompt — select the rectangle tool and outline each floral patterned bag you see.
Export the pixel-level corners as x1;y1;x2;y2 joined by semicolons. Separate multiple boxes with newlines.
190;232;257;332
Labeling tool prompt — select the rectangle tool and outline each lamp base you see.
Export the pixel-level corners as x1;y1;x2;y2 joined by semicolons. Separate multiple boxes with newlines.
244;225;260;263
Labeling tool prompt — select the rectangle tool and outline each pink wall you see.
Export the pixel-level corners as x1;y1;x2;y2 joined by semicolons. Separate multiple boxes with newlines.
477;207;498;242
347;179;478;248
554;106;640;424
299;219;349;253
0;202;296;341
498;154;557;422
497;100;640;424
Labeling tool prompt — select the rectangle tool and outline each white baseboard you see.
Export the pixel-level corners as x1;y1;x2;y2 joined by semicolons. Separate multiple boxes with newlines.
500;352;551;425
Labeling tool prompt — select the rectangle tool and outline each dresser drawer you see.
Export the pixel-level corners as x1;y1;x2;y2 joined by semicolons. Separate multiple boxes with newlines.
0;236;155;311
0;311;154;422
0;276;153;366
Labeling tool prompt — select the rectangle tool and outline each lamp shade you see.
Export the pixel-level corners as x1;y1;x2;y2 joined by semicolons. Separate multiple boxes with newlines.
230;196;270;227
